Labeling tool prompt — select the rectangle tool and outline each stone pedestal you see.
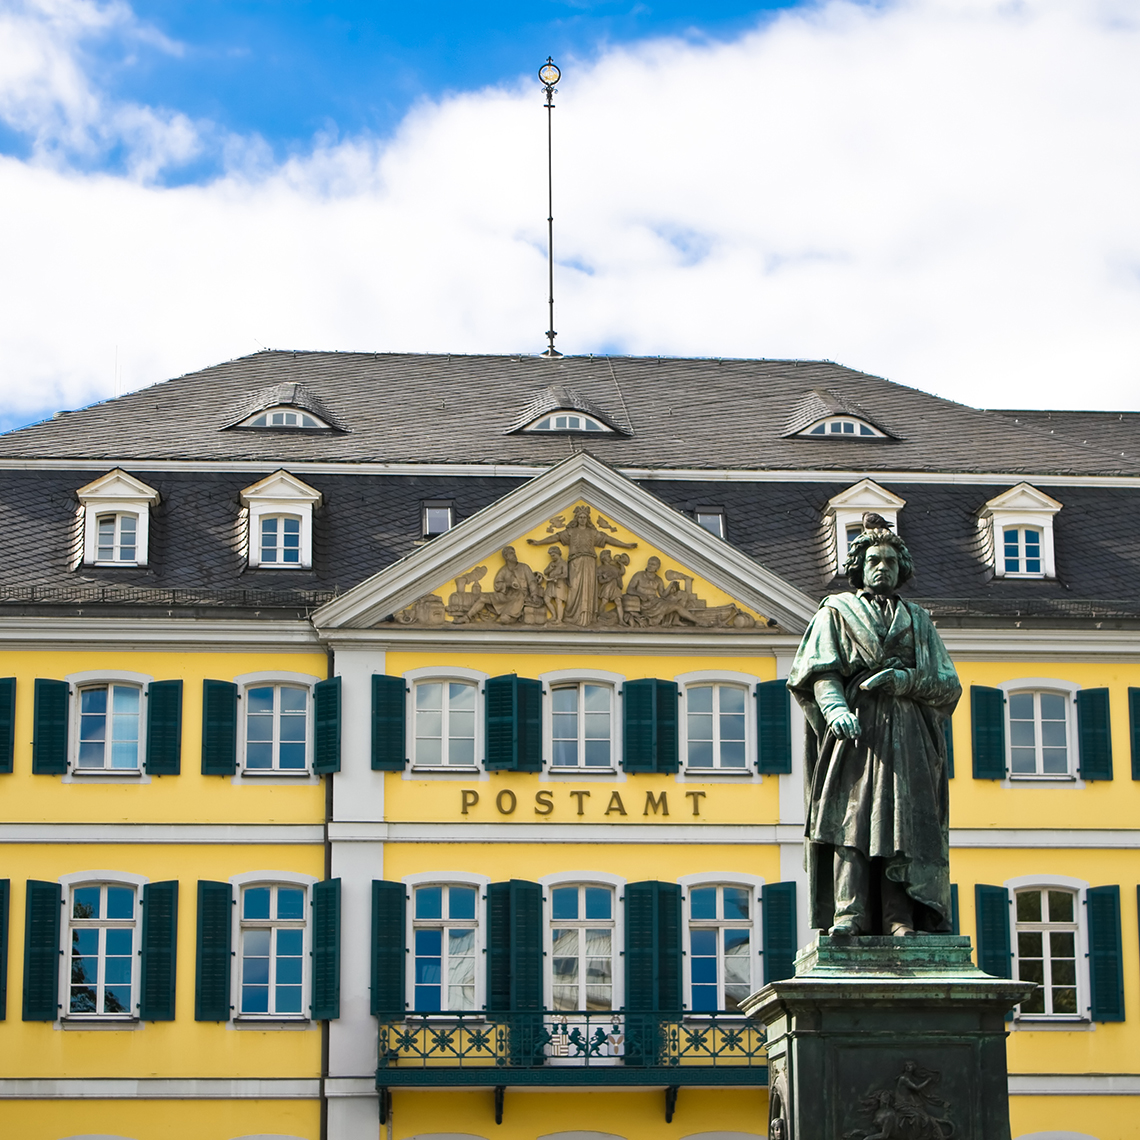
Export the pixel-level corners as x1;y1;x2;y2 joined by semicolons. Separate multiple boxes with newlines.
740;935;1033;1140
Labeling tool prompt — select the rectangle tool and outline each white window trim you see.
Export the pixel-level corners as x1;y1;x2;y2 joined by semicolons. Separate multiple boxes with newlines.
523;411;612;433
237;405;331;430
233;670;321;777
240;471;321;570
1003;873;1090;1024
58;870;149;1022
540;669;624;773
798;415;885;439
676;671;759;779
76;470;159;568
422;501;455;538
679;872;765;1015
404;667;487;773
230;870;319;1023
403;871;490;1016
979;483;1062;579
998;678;1081;785
824;479;906;573
694;509;726;539
63;670;153;780
540;871;626;1013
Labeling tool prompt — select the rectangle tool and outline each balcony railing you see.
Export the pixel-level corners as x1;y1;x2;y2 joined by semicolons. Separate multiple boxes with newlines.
375;1010;768;1087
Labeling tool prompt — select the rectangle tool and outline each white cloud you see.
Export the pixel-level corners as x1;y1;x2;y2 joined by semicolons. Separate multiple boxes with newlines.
1;0;1140;421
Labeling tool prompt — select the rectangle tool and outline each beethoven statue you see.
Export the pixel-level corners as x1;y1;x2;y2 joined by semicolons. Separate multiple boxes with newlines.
786;525;961;936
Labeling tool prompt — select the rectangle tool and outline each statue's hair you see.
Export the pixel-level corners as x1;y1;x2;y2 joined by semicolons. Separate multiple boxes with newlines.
844;529;914;587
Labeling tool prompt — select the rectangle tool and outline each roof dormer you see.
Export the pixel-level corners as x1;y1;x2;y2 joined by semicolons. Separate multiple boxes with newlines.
76;469;161;567
824;479;907;573
509;384;623;436
979;483;1062;579
226;382;342;432
783;389;894;441
240;470;323;570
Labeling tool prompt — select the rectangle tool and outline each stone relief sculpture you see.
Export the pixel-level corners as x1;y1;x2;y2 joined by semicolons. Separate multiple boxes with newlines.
393;506;759;630
843;1061;954;1140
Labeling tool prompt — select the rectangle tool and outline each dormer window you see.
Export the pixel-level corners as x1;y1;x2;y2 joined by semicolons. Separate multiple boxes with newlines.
800;416;885;438
238;407;329;430
979;483;1062;580
240;471;322;570
526;413;609;433
97;514;137;563
76;470;160;568
824;480;906;573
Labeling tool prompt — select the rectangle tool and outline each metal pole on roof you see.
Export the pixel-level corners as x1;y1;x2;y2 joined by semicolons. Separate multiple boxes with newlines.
539;58;562;358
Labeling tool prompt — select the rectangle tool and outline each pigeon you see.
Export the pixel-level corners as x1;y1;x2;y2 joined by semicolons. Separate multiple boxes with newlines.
862;512;894;531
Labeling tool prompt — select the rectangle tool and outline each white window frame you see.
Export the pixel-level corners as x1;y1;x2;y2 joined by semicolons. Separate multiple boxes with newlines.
240;470;321;570
404;666;486;772
230;870;318;1022
403;871;490;1016
234;671;320;775
998;678;1079;782
1004;873;1090;1024
64;669;153;778
238;405;330;429
422;501;455;538
679;872;764;1015
58;870;148;1021
799;415;885;438
980;483;1061;579
76;469;160;567
677;671;758;776
824;479;906;573
540;871;626;1013
524;412;611;433
540;669;624;772
694;509;726;539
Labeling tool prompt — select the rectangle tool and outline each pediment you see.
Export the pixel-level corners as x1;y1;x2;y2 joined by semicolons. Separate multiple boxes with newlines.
981;482;1062;514
827;479;906;513
240;470;323;505
312;454;816;633
76;468;160;504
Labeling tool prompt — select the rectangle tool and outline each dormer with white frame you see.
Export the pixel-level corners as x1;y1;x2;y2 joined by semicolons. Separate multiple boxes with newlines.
824;479;906;574
240;470;322;570
979;483;1062;579
76;469;160;567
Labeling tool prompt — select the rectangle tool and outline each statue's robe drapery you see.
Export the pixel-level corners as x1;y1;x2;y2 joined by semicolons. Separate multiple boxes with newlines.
787;592;961;932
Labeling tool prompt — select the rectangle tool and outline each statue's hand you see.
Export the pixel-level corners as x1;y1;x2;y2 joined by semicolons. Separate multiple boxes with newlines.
860;668;905;694
827;709;861;739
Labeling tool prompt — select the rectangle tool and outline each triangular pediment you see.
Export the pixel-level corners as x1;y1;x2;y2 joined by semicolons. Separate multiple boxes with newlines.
312;454;816;633
827;479;906;513
981;482;1062;514
76;468;160;504
240;470;323;505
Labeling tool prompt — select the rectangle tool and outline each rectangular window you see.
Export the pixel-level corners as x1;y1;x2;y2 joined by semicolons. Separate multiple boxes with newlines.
1008;690;1070;776
260;516;301;565
69;884;136;1016
695;510;725;538
240;884;306;1016
412;884;478;1012
423;504;453;537
550;885;614;1011
245;684;309;771
686;684;747;769
96;513;138;563
689;885;752;1012
1015;888;1080;1017
1003;527;1043;575
552;683;612;768
78;684;141;770
414;681;476;767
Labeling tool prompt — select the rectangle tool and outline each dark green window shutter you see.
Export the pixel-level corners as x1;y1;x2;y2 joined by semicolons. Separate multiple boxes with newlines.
200;681;237;776
32;679;69;775
974;885;1011;978
942;716;955;779
140;881;178;1021
484;676;542;773
311;878;341;1020
762;881;798;984
0;879;9;1019
756;680;792;774
194;880;232;1020
1130;689;1140;780
950;884;960;935
625;881;682;1011
486;880;542;1011
0;678;14;775
145;680;182;776
1086;885;1124;1022
372;675;407;771
622;679;679;774
314;676;341;774
22;880;61;1020
371;881;406;1016
971;686;1005;780
1076;688;1113;781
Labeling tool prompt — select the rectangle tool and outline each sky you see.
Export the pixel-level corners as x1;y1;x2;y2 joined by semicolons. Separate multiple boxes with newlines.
1;0;1139;432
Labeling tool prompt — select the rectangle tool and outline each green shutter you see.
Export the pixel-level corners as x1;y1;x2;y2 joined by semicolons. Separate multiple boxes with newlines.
200;681;237;776
942;716;955;780
22;880;61;1020
484;676;542;772
762;881;798;984
314;676;341;774
487;881;511;1011
140;881;178;1021
371;676;407;771
32;679;69;775
145;680;183;776
370;881;406;1016
0;880;9;1019
1076;688;1113;781
756;680;792;774
0;678;14;775
486;880;542;1011
950;883;960;936
971;686;1005;780
311;878;341;1020
655;681;679;774
194;880;232;1020
1086;886;1124;1022
1130;689;1140;780
622;680;679;774
974;885;1011;978
625;881;682;1012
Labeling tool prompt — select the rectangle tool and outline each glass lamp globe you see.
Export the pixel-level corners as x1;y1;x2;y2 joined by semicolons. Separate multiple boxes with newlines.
539;62;561;86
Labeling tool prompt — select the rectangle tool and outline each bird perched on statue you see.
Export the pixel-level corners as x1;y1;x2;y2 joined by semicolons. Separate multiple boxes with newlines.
862;512;894;531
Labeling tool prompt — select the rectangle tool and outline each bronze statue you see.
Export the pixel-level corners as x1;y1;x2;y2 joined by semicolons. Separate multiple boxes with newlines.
787;526;960;937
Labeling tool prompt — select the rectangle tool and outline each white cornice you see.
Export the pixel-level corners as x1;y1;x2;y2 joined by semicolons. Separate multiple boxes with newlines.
938;628;1140;660
1007;1073;1140;1095
0;823;324;844
0;617;322;652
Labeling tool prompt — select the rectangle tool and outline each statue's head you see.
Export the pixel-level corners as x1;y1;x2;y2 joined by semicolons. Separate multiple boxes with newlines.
548;546;560;558
646;556;661;573
573;505;591;524
501;545;517;564
600;549;613;563
845;529;913;590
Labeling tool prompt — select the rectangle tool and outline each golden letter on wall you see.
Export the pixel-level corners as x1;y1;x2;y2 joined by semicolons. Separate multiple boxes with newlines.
496;789;517;815
604;791;627;816
461;789;479;815
535;790;554;816
644;791;669;816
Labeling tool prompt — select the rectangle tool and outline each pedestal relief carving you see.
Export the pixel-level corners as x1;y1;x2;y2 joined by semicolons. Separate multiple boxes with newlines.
843;1061;954;1140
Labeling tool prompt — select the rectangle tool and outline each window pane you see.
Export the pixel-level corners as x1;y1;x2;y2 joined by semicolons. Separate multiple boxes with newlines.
244;888;271;920
277;889;304;920
1047;891;1074;923
247;687;275;715
585;929;612;962
1039;693;1067;721
719;740;746;767
689;687;713;713
1016;892;1042;922
690;929;717;958
279;742;306;769
247;743;273;768
416;886;443;920
416;737;442;766
106;887;134;919
277;929;303;958
585;888;611;920
552;888;578;920
113;685;139;714
1008;693;1034;720
74;887;100;919
1051;986;1077;1014
690;888;717;920
450;683;475;709
447;886;476;920
1018;932;1043;958
688;739;714;767
279;714;306;743
1042;748;1068;774
584;739;610;767
553;740;578;767
81;687;108;716
448;736;474;766
416;683;442;710
723;887;750;920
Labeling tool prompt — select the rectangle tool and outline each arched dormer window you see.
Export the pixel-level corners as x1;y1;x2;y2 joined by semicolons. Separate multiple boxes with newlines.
238;406;330;430
76;469;159;567
799;416;885;438
525;412;610;433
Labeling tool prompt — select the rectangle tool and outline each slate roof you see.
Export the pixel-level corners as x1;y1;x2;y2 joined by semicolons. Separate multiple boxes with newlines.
990;409;1140;465
3;350;1138;477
